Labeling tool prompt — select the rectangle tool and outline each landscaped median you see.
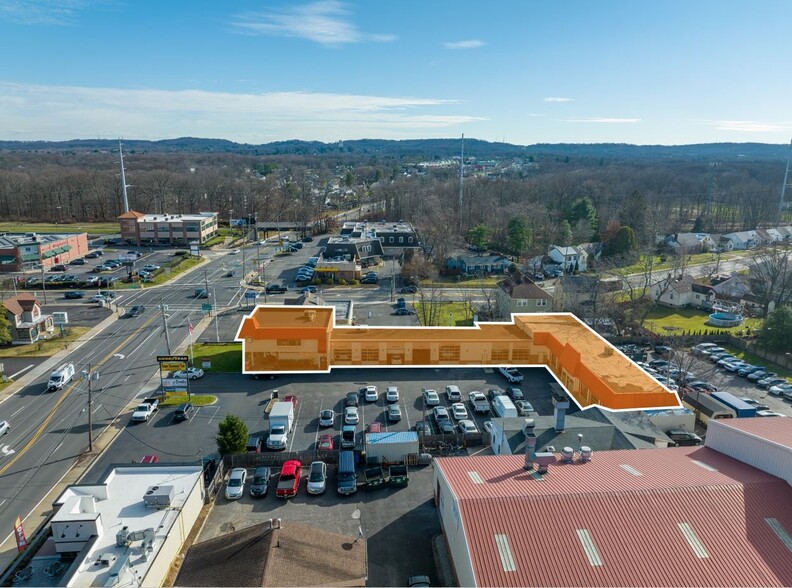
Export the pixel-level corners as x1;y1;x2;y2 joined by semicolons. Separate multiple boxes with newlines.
160;394;217;407
117;253;205;289
191;342;242;372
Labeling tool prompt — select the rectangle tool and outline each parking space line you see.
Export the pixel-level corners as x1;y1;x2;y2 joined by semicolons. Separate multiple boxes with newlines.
313;400;322;449
403;398;411;430
207;406;220;425
287;398;303;452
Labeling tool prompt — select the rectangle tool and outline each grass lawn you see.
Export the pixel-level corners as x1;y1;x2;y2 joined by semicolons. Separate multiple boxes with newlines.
644;307;763;336
0;326;92;357
419;276;502;289
415;301;475;326
721;346;792;382
0;222;119;235
191;343;241;372
160;394;218;407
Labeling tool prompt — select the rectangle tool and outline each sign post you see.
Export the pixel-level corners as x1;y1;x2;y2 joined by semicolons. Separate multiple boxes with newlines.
13;516;27;553
156;355;189;395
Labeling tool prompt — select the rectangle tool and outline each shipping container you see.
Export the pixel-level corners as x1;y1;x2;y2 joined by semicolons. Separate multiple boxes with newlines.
710;392;758;418
365;431;419;464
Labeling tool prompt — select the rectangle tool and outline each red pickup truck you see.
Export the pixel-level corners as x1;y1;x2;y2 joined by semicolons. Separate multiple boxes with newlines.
275;460;302;498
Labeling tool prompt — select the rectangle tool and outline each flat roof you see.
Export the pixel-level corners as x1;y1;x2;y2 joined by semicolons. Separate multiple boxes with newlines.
54;466;202;588
0;233;77;247
437;448;792;587
138;212;217;223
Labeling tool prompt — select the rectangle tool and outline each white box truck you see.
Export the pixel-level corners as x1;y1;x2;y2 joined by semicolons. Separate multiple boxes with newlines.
492;395;518;418
47;363;75;391
267;402;295;450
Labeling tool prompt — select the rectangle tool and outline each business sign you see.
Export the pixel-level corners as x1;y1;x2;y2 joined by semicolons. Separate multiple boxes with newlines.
201;358;212;369
314;267;338;272
163;377;188;392
190;241;200;256
157;355;188;373
117;253;137;262
202;303;213;312
244;291;257;299
13;516;27;553
52;311;69;325
230;218;247;227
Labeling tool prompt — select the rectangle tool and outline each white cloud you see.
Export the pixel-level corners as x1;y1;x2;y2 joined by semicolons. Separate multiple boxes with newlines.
526;113;546;117
696;119;792;133
230;0;396;46
560;117;641;123
0;81;484;141
543;97;575;103
0;0;92;25
443;39;485;50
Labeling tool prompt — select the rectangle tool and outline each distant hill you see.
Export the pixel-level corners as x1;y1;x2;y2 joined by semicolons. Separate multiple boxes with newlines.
0;137;787;161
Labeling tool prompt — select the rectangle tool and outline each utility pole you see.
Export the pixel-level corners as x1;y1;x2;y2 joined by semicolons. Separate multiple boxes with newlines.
204;268;210;297
160;299;171;354
778;139;792;223
459;133;465;231
213;287;220;343
119;139;130;214
83;364;97;453
41;266;47;304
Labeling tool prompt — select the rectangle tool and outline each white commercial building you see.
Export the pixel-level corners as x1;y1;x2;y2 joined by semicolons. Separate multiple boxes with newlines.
41;465;204;587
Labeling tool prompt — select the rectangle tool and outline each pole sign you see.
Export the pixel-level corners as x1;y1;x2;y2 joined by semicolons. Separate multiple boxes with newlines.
157;355;189;373
201;303;213;312
13;516;27;553
162;377;188;392
244;292;257;299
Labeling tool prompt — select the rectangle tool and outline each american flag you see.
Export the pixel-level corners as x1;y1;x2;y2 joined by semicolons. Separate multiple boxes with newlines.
188;323;194;334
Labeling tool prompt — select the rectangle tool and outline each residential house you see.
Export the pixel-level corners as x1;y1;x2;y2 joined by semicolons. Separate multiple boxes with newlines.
446;253;511;275
765;228;784;243
722;230;759;250
652;275;696;308
713;234;734;251
691;283;717;310
553;275;620;313
666;233;715;253
3;293;53;345
323;235;385;263
548;245;588;273
495;273;553;318
775;226;792;241
711;273;753;301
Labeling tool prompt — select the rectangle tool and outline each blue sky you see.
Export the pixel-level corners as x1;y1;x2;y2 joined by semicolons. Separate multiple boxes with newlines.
0;0;790;145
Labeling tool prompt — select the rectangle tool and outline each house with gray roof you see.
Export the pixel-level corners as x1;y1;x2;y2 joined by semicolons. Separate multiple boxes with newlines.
548;245;588;272
446;253;511;275
495;273;553;318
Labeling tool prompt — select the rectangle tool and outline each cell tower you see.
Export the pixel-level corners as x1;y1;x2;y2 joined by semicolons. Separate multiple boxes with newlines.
779;139;792;223
119;139;130;213
458;133;464;214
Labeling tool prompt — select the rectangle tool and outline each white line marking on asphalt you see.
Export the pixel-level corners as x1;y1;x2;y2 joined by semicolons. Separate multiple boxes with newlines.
53;442;63;454
92;403;102;415
128;329;159;358
9;405;27;419
124;375;131;382
313;400;322;449
8;365;33;380
288;398;304;452
207;407;220;425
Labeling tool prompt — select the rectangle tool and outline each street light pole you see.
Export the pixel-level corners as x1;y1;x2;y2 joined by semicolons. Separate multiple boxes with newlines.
160;299;171;354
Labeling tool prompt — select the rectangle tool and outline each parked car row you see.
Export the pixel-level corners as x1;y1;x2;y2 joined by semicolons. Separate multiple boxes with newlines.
692;342;791;396
225;460;329;500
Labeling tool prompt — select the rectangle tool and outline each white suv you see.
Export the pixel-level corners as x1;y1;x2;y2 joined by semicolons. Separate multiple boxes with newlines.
386;386;399;402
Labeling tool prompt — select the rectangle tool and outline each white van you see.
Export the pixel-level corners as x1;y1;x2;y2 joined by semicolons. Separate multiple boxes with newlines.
492;395;518;418
47;363;75;391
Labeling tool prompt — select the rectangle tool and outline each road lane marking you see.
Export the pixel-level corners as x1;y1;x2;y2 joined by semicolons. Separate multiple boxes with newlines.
124;375;131;382
0;311;160;477
9;405;27;419
207;406;220;425
92;403;102;415
8;365;34;380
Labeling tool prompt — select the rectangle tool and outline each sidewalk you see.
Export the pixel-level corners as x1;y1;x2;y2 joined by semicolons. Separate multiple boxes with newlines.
0;291;219;576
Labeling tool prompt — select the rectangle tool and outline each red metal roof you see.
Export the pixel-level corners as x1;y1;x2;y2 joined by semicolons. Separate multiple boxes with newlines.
436;448;792;587
709;416;792;448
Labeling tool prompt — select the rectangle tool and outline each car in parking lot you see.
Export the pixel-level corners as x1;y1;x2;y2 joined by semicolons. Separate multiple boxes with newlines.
64;290;86;299
506;386;524;400
667;429;702;447
758;377;786;389
127;305;145;317
224;468;247;500
394;307;416;316
142;264;160;272
445;385;462;402
747;370;774;382
319;409;334;427
514;400;534;415
361;276;378;284
306;461;327;495
437;420;455;434
344;406;359;425
388;404;402;422
69;258;86;265
482;421;493;435
768;383;792;396
499;366;524;383
85;251;100;259
172;367;204;380
345;391;359;407
737;365;763;377
415;420;431;434
756;410;785;417
173;403;194;422
249;466;271;498
432;405;450;423
386;386;399;402
301;236;314;242
692;343;719;355
317;434;334;451
487;387;505;401
50;264;67;272
361;385;378;402
423;388;440;406
686;381;718;393
451;402;468;420
458;420;478;435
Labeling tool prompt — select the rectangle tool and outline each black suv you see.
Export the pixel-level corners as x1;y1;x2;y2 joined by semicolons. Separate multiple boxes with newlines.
345;391;360;407
174;403;194;422
128;305;145;317
667;429;702;447
265;284;288;294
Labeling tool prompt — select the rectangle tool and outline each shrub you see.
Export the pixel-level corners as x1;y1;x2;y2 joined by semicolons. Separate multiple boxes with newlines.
348;279;359;285
338;278;347;285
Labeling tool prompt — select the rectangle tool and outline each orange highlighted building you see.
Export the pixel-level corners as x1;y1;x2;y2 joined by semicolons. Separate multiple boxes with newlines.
236;307;681;412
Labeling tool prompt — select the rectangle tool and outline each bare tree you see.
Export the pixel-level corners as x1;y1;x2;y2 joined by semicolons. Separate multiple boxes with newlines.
748;243;792;312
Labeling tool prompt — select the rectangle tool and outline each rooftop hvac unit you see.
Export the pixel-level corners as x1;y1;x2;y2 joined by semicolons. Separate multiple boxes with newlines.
96;554;117;567
143;485;174;507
